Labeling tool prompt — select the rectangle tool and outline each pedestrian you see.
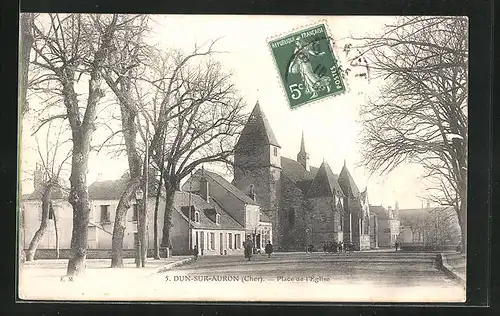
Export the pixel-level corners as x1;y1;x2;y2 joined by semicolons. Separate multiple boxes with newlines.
265;240;273;258
395;241;399;252
244;237;253;261
193;245;199;260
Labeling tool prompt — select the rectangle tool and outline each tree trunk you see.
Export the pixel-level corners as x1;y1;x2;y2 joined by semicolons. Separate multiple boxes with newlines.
66;141;92;276
153;166;164;260
53;206;59;259
111;179;141;268
18;13;33;267
161;185;176;248
19;205;26;265
457;200;467;254
66;16;118;277
26;185;53;261
108;75;143;268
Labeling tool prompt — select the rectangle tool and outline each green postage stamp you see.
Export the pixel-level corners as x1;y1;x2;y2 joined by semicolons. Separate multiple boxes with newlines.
268;23;346;109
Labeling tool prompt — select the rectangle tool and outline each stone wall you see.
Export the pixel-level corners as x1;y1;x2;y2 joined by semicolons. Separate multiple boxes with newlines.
278;175;307;251
306;196;342;250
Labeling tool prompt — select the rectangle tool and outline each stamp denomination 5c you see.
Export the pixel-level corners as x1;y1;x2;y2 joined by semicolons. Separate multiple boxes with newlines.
268;23;345;109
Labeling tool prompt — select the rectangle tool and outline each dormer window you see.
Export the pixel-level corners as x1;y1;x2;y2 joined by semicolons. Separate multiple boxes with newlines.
216;214;220;224
195;211;200;223
100;205;111;223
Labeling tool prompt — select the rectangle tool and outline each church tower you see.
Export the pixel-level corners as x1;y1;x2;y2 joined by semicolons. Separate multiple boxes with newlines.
296;131;309;171
232;101;282;243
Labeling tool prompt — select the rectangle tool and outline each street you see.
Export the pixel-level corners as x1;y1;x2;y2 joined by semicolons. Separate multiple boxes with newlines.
19;251;465;302
160;251;464;302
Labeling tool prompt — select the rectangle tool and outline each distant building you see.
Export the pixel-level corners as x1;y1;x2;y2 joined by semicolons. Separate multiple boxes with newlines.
21;164;72;250
398;205;461;247
369;205;400;247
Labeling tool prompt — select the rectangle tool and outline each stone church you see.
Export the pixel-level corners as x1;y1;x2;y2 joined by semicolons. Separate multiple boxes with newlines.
232;101;377;251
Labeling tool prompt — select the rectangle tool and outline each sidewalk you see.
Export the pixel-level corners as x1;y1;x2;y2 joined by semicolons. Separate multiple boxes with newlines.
19;256;193;300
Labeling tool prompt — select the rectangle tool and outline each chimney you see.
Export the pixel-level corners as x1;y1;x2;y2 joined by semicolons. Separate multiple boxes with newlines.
249;184;256;202
33;163;44;193
200;176;210;203
426;202;430;209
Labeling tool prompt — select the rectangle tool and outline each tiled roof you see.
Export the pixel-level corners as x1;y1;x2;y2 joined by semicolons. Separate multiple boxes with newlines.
306;162;344;198
398;207;450;221
173;191;244;231
369;205;391;220
89;174;161;201
281;157;317;183
88;178;128;200
338;165;360;198
280;157;320;194
22;186;67;201
200;169;258;205
236;101;280;148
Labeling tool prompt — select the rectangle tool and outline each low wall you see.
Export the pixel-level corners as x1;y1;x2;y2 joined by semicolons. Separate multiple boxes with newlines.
400;244;458;252
436;253;466;286
27;248;169;260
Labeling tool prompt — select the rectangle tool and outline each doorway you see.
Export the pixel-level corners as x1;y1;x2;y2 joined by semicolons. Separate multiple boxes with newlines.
200;231;204;255
219;233;223;255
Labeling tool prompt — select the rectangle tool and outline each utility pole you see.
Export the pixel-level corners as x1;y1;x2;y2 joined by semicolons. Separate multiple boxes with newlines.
140;122;149;267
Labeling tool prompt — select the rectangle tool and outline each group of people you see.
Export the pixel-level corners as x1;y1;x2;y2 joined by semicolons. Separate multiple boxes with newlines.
321;241;356;253
244;238;274;261
191;238;274;261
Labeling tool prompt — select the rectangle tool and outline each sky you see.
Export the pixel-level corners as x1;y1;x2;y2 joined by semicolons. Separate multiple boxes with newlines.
20;15;435;209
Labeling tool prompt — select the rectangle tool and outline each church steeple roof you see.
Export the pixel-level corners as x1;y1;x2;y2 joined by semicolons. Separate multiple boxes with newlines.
236;101;281;149
306;161;344;198
338;162;360;198
299;130;306;153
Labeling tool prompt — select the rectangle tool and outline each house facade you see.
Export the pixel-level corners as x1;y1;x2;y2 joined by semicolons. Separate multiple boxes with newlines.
182;167;272;252
369;205;401;248
22;171;247;257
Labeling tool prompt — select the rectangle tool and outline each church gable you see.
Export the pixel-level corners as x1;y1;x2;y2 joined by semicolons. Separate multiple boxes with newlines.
306;162;344;198
338;163;361;198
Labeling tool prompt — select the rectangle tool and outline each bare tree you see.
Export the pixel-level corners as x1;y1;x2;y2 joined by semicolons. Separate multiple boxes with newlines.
99;15;151;268
18;13;35;266
140;42;247;249
25;122;71;261
29;13;140;275
350;17;468;252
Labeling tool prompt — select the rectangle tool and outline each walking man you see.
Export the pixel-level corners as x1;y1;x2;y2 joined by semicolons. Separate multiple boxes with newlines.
244;237;254;261
265;240;273;258
193;245;199;260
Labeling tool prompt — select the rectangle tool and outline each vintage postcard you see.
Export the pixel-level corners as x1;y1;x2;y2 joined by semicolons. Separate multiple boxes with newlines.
18;14;467;302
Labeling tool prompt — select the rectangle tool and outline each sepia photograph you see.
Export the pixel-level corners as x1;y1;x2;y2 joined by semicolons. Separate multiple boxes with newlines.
17;14;468;302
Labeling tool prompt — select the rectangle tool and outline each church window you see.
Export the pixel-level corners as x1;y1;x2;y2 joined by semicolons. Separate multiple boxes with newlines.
273;147;278;156
288;208;295;226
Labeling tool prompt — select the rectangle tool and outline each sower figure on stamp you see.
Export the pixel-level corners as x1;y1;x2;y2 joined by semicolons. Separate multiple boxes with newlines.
265;240;273;258
288;37;329;99
244;237;253;261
